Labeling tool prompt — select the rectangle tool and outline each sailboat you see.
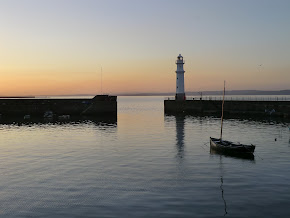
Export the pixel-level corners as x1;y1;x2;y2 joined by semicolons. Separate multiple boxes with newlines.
210;81;255;154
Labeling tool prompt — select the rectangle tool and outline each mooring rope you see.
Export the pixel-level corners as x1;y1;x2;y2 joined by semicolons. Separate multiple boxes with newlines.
199;141;209;151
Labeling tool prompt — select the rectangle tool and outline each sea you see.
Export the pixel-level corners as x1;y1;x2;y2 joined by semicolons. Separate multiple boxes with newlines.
0;96;290;217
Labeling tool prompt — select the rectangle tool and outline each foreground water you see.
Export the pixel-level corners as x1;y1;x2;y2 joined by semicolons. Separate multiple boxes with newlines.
0;96;289;217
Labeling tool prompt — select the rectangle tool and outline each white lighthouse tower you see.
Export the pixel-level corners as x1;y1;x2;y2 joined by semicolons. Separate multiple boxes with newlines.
175;54;186;100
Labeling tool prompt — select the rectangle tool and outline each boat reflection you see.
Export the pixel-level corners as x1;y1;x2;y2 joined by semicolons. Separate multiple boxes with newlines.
220;176;228;216
210;148;255;161
216;154;228;216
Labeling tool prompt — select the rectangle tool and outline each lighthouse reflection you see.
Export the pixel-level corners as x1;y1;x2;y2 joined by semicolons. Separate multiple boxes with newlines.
175;115;185;159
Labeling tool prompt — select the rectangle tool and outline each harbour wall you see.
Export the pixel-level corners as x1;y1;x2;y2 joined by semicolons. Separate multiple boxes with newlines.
164;99;290;118
0;95;117;118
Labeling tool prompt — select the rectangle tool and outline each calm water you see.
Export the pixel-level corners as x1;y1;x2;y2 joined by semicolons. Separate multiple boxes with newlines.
0;96;290;217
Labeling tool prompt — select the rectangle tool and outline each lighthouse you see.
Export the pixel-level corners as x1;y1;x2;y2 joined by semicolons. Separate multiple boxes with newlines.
175;54;185;100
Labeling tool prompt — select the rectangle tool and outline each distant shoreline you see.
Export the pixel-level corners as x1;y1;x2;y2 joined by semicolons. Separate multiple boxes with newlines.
1;90;289;97
0;96;35;98
117;90;290;96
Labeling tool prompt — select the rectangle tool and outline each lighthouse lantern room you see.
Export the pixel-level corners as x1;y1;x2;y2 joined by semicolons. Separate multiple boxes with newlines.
175;54;186;100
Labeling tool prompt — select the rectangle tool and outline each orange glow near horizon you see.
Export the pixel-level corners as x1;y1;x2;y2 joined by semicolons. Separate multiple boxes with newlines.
1;57;289;96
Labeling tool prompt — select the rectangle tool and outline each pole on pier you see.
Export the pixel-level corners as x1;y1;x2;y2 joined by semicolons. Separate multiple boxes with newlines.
220;81;225;140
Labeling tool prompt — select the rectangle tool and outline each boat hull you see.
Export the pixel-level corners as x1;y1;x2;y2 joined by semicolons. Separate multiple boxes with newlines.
210;147;255;160
210;137;255;154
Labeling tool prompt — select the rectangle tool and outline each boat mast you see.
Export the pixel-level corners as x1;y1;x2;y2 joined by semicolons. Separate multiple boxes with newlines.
220;81;225;140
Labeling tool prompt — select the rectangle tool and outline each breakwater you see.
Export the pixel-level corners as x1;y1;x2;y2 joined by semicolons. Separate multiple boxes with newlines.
164;99;290;118
0;95;117;118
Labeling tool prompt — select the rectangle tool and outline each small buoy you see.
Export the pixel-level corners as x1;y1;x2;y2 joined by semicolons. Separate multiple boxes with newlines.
44;110;53;118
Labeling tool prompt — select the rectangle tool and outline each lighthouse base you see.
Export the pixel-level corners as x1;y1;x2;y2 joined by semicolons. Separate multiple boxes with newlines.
175;93;186;101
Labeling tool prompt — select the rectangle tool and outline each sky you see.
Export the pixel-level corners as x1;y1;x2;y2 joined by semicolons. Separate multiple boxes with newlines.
0;0;289;96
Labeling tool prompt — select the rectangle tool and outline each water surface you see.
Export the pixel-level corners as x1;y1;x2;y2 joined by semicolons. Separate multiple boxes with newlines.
0;96;289;217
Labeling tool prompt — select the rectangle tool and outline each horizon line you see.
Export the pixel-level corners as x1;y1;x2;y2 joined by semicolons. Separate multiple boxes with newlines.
2;89;289;97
